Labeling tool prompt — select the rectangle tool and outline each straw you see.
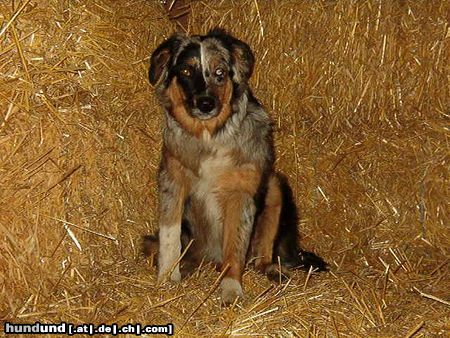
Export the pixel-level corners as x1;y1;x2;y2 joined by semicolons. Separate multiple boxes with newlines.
0;0;448;335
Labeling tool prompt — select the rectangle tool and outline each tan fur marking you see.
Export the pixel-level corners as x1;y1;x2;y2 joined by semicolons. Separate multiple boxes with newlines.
221;193;245;282
166;78;204;137
186;57;200;67
219;191;255;284
165;77;233;137
207;55;223;73
251;175;282;271
217;165;260;283
215;164;261;195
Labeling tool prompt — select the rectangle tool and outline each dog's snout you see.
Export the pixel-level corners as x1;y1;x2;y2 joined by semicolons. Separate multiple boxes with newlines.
197;96;216;113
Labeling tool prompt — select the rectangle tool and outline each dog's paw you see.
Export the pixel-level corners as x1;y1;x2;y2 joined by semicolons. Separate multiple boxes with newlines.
158;267;181;283
220;277;243;305
264;264;291;282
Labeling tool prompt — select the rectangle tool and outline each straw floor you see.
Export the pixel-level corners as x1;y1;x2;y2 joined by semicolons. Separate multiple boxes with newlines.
0;0;449;336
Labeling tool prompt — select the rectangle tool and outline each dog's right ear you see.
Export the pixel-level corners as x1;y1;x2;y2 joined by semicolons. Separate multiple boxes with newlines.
149;34;184;86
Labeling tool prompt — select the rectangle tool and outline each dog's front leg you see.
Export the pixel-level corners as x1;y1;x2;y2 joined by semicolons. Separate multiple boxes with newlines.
157;156;187;283
220;192;255;304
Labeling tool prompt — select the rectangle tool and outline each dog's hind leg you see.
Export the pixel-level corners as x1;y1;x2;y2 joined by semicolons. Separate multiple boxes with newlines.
143;234;159;260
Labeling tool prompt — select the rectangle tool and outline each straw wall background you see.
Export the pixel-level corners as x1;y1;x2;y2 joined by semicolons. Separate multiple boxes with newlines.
0;0;448;336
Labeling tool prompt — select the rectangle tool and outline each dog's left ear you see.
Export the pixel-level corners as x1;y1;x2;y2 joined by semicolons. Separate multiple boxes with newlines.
149;34;184;86
207;28;255;83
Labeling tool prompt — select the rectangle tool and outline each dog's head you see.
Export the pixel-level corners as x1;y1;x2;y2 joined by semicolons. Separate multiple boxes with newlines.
149;28;254;135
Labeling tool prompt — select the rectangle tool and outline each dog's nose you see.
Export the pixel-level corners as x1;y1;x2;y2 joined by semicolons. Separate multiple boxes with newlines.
197;96;216;113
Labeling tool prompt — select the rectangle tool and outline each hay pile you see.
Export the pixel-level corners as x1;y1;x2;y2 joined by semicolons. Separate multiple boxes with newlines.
0;0;448;336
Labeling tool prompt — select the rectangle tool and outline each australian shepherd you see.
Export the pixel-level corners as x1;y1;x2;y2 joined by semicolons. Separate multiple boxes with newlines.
145;28;327;304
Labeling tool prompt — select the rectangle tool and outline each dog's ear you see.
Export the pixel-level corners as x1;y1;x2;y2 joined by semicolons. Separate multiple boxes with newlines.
207;28;255;83
149;34;184;86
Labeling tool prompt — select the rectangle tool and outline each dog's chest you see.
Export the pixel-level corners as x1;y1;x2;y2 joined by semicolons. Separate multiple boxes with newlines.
198;147;232;183
193;147;232;206
189;148;232;261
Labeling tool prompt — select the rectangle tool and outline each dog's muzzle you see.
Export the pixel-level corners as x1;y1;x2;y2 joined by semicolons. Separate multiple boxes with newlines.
192;96;218;119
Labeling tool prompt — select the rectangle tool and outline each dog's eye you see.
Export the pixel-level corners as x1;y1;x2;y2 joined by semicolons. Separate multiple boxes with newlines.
180;68;192;77
215;68;225;77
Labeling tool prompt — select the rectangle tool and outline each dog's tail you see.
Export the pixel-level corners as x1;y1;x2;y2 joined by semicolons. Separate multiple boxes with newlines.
273;173;328;272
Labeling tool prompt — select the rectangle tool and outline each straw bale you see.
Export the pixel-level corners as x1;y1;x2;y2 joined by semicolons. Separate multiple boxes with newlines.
0;0;448;336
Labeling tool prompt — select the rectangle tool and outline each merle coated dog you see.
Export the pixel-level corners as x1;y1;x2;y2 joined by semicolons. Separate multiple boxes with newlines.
145;28;327;304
